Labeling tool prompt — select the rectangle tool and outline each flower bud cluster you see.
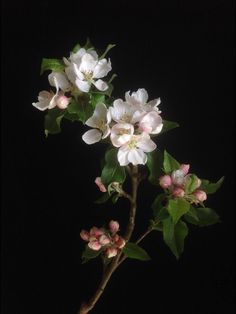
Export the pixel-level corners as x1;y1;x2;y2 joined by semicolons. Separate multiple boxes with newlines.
159;164;207;204
80;220;126;258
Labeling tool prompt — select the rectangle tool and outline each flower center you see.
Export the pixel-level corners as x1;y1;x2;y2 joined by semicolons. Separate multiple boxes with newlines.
121;113;132;123
83;71;93;81
128;138;137;150
118;129;130;136
97;120;106;132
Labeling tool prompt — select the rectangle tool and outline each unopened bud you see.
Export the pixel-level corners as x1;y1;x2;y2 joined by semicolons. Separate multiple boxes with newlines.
80;230;90;241
56;95;70;109
171;170;185;186
109;220;119;234
90;227;104;238
99;235;110;245
95;177;107;193
172;187;185;198
115;236;126;249
193;190;207;203
88;240;102;251
180;164;190;176
106;247;118;258
159;175;172;189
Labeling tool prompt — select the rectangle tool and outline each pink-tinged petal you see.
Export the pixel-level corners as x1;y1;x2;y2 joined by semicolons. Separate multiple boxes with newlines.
88;241;102;251
82;129;102;144
109;220;119;234
139;111;163;134
99;235;110;245
131;88;148;104
80;230;90;241
115;237;126;249
180;164;190;176
159;175;172;189
172;187;185;198
128;149;147;165
90;227;104;237
137;133;157;152
75;78;91;92
106;247;118;258
93;79;108;91
117;146;129;166
32;91;53;111
147;98;161;111
93;58;112;79
95;177;107;193
193;190;207;202
56;95;70;109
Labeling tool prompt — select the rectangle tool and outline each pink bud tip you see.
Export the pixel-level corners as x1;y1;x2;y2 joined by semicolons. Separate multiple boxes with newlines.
99;235;110;246
193;190;207;202
106;247;118;258
95;177;107;193
80;230;90;241
90;227;104;238
88;241;102;251
56;95;70;109
109;220;119;234
159;175;172;189
172;187;185;198
115;236;126;249
180;164;190;176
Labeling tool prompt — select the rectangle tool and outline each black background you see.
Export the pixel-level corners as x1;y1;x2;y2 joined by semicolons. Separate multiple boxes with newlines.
1;0;235;313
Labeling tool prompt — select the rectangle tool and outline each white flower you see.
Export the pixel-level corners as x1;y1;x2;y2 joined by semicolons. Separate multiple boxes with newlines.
82;103;111;144
48;72;71;92
32;74;70;111
110;123;134;147
139;111;163;134
125;88;161;113
117;133;156;166
109;99;143;124
64;48;112;93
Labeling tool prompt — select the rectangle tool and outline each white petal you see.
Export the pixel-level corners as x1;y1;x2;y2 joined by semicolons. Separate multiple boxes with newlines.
147;97;161;110
69;48;86;64
93;103;108;120
117;146;129;166
110;123;134;147
48;95;57;109
32;91;52;111
32;101;49;111
93;79;108;91
65;65;77;84
87;50;98;60
139;111;163;134
85;116;100;128
82;129;102;144
93;59;112;79
102;126;110;139
137;133;157;152
79;53;97;73
132;88;148;104
111;100;135;123
48;72;71;92
73;63;84;80
128;149;147;165
75;78;91;92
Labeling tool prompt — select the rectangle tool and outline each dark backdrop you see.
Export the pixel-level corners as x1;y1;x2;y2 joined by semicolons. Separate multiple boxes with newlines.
1;1;235;314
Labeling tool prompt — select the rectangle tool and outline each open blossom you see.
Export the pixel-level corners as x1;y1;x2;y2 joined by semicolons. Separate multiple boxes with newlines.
32;73;70;111
82;103;111;144
109;99;142;124
117;132;156;166
64;48;111;92
110;123;134;147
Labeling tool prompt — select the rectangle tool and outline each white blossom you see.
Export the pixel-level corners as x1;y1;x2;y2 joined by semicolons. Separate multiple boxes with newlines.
110;123;134;147
82;103;111;144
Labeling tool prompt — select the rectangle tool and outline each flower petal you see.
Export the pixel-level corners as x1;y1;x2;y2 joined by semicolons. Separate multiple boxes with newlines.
93;58;112;79
75;78;91;92
117;146;129;166
139;111;163;134
48;72;71;92
128;149;147;165
110;123;134;147
132;88;148;104
79;53;97;73
93;79;108;91
137;133;157;152
82;129;102;144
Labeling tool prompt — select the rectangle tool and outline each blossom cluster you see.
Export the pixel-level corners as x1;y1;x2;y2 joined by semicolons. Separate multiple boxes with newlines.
159;164;207;204
82;88;163;166
80;220;126;258
32;47;112;111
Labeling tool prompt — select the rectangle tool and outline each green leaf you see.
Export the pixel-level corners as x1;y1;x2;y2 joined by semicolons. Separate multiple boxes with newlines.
123;243;151;261
167;198;190;224
40;58;65;75
147;149;164;185
161;120;179;134
94;192;112;204
163;150;180;174
163;217;188;259
44;108;64;136
151;193;166;219
99;44;116;59
72;42;81;53
200;177;224;194
184;207;220;227
184;174;200;194
89;93;105;109
81;246;101;264
67;95;93;123
101;148;126;186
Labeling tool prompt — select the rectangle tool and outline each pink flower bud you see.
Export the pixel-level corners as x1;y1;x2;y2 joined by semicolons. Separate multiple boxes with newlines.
180;164;190;176
90;227;104;238
56;95;70;109
109;220;119;234
159;175;172;189
112;234;120;242
88;241;102;251
95;177;107;193
172;187;185;198
99;235;110;245
80;230;90;241
115;236;126;249
193;190;207;203
106;247;118;258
